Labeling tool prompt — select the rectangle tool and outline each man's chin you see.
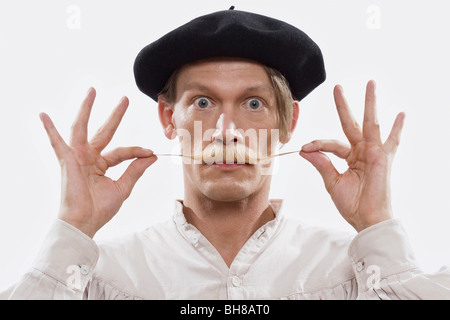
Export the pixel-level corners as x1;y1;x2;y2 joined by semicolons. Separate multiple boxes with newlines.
199;179;254;202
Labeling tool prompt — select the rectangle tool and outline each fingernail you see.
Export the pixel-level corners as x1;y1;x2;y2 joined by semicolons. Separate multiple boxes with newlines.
87;87;94;96
143;148;154;155
302;142;314;151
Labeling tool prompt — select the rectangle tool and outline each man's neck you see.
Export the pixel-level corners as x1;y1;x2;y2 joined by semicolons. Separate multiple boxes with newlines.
182;188;275;268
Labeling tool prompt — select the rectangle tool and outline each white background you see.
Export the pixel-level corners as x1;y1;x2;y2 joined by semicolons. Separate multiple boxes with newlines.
1;0;449;291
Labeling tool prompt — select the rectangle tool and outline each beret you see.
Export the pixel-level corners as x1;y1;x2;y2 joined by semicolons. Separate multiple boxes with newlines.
134;7;326;102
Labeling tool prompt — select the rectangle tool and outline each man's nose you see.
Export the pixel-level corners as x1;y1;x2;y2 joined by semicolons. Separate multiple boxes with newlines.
211;113;244;145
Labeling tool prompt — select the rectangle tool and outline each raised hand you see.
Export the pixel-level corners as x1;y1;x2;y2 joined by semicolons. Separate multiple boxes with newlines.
300;80;405;232
39;88;157;238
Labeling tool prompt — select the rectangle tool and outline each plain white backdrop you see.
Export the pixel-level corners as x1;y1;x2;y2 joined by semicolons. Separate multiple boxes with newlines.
1;0;449;291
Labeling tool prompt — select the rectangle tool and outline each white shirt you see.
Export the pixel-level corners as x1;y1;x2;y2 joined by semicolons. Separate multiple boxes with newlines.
4;200;450;300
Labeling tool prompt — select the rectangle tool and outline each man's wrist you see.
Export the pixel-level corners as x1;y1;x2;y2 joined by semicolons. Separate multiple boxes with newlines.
58;215;97;239
352;211;393;233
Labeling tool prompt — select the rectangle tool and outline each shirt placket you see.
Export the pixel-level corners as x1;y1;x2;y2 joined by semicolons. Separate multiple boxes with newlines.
172;200;284;300
226;218;282;299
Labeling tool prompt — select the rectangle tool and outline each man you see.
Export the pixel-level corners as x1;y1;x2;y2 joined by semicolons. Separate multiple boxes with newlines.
6;8;450;299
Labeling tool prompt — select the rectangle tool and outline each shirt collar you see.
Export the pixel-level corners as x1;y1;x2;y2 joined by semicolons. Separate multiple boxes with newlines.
173;198;284;227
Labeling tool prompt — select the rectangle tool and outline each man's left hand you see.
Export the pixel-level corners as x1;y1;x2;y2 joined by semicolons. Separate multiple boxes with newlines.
300;80;405;232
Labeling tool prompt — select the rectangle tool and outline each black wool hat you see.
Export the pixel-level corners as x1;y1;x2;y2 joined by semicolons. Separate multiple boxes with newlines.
134;8;326;102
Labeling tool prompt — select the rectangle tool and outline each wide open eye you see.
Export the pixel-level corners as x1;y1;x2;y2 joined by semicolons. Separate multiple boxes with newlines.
194;97;212;109
246;98;263;110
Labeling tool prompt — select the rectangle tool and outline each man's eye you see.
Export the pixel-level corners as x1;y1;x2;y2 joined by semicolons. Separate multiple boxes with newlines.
246;98;262;110
194;97;212;109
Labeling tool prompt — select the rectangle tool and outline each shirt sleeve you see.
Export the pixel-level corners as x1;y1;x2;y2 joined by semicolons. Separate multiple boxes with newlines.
7;219;99;300
348;219;450;299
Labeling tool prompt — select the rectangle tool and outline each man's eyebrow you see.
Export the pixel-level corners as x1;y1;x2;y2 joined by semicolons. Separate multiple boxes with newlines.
182;82;211;92
182;82;274;95
242;85;275;94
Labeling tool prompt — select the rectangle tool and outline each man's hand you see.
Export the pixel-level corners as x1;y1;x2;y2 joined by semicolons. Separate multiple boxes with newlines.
300;80;405;232
39;88;157;238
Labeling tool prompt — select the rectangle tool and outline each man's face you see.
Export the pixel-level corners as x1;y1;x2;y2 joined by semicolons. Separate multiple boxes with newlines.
170;58;281;202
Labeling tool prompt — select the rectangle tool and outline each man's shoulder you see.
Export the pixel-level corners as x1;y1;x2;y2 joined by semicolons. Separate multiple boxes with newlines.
270;217;357;291
281;216;356;244
96;217;176;255
276;216;357;266
91;217;177;296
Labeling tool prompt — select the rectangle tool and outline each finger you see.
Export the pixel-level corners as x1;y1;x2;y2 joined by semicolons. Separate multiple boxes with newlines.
90;96;129;152
70;87;96;146
300;150;340;194
115;155;158;200
301;139;351;159
383;112;406;153
39;112;70;160
333;85;363;145
363;80;382;143
102;147;154;167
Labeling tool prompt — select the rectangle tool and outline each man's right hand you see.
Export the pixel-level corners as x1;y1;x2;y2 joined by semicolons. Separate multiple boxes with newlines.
39;88;157;238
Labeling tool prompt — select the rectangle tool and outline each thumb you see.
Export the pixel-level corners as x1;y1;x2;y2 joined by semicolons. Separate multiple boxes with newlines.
116;155;158;201
299;150;340;193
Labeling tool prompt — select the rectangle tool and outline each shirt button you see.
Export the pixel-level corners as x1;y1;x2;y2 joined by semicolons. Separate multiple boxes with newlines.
355;261;364;272
231;276;241;287
80;265;90;275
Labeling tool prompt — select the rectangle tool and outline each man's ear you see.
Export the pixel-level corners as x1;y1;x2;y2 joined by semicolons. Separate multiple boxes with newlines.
158;97;176;140
282;101;299;144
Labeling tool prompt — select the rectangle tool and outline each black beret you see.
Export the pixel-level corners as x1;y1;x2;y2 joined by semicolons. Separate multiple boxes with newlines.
134;8;326;102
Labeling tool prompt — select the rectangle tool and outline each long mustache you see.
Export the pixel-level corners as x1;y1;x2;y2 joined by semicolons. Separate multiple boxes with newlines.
189;143;260;164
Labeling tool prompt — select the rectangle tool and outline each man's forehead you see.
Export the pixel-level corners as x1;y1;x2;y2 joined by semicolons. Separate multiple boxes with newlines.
177;58;274;91
178;74;275;99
